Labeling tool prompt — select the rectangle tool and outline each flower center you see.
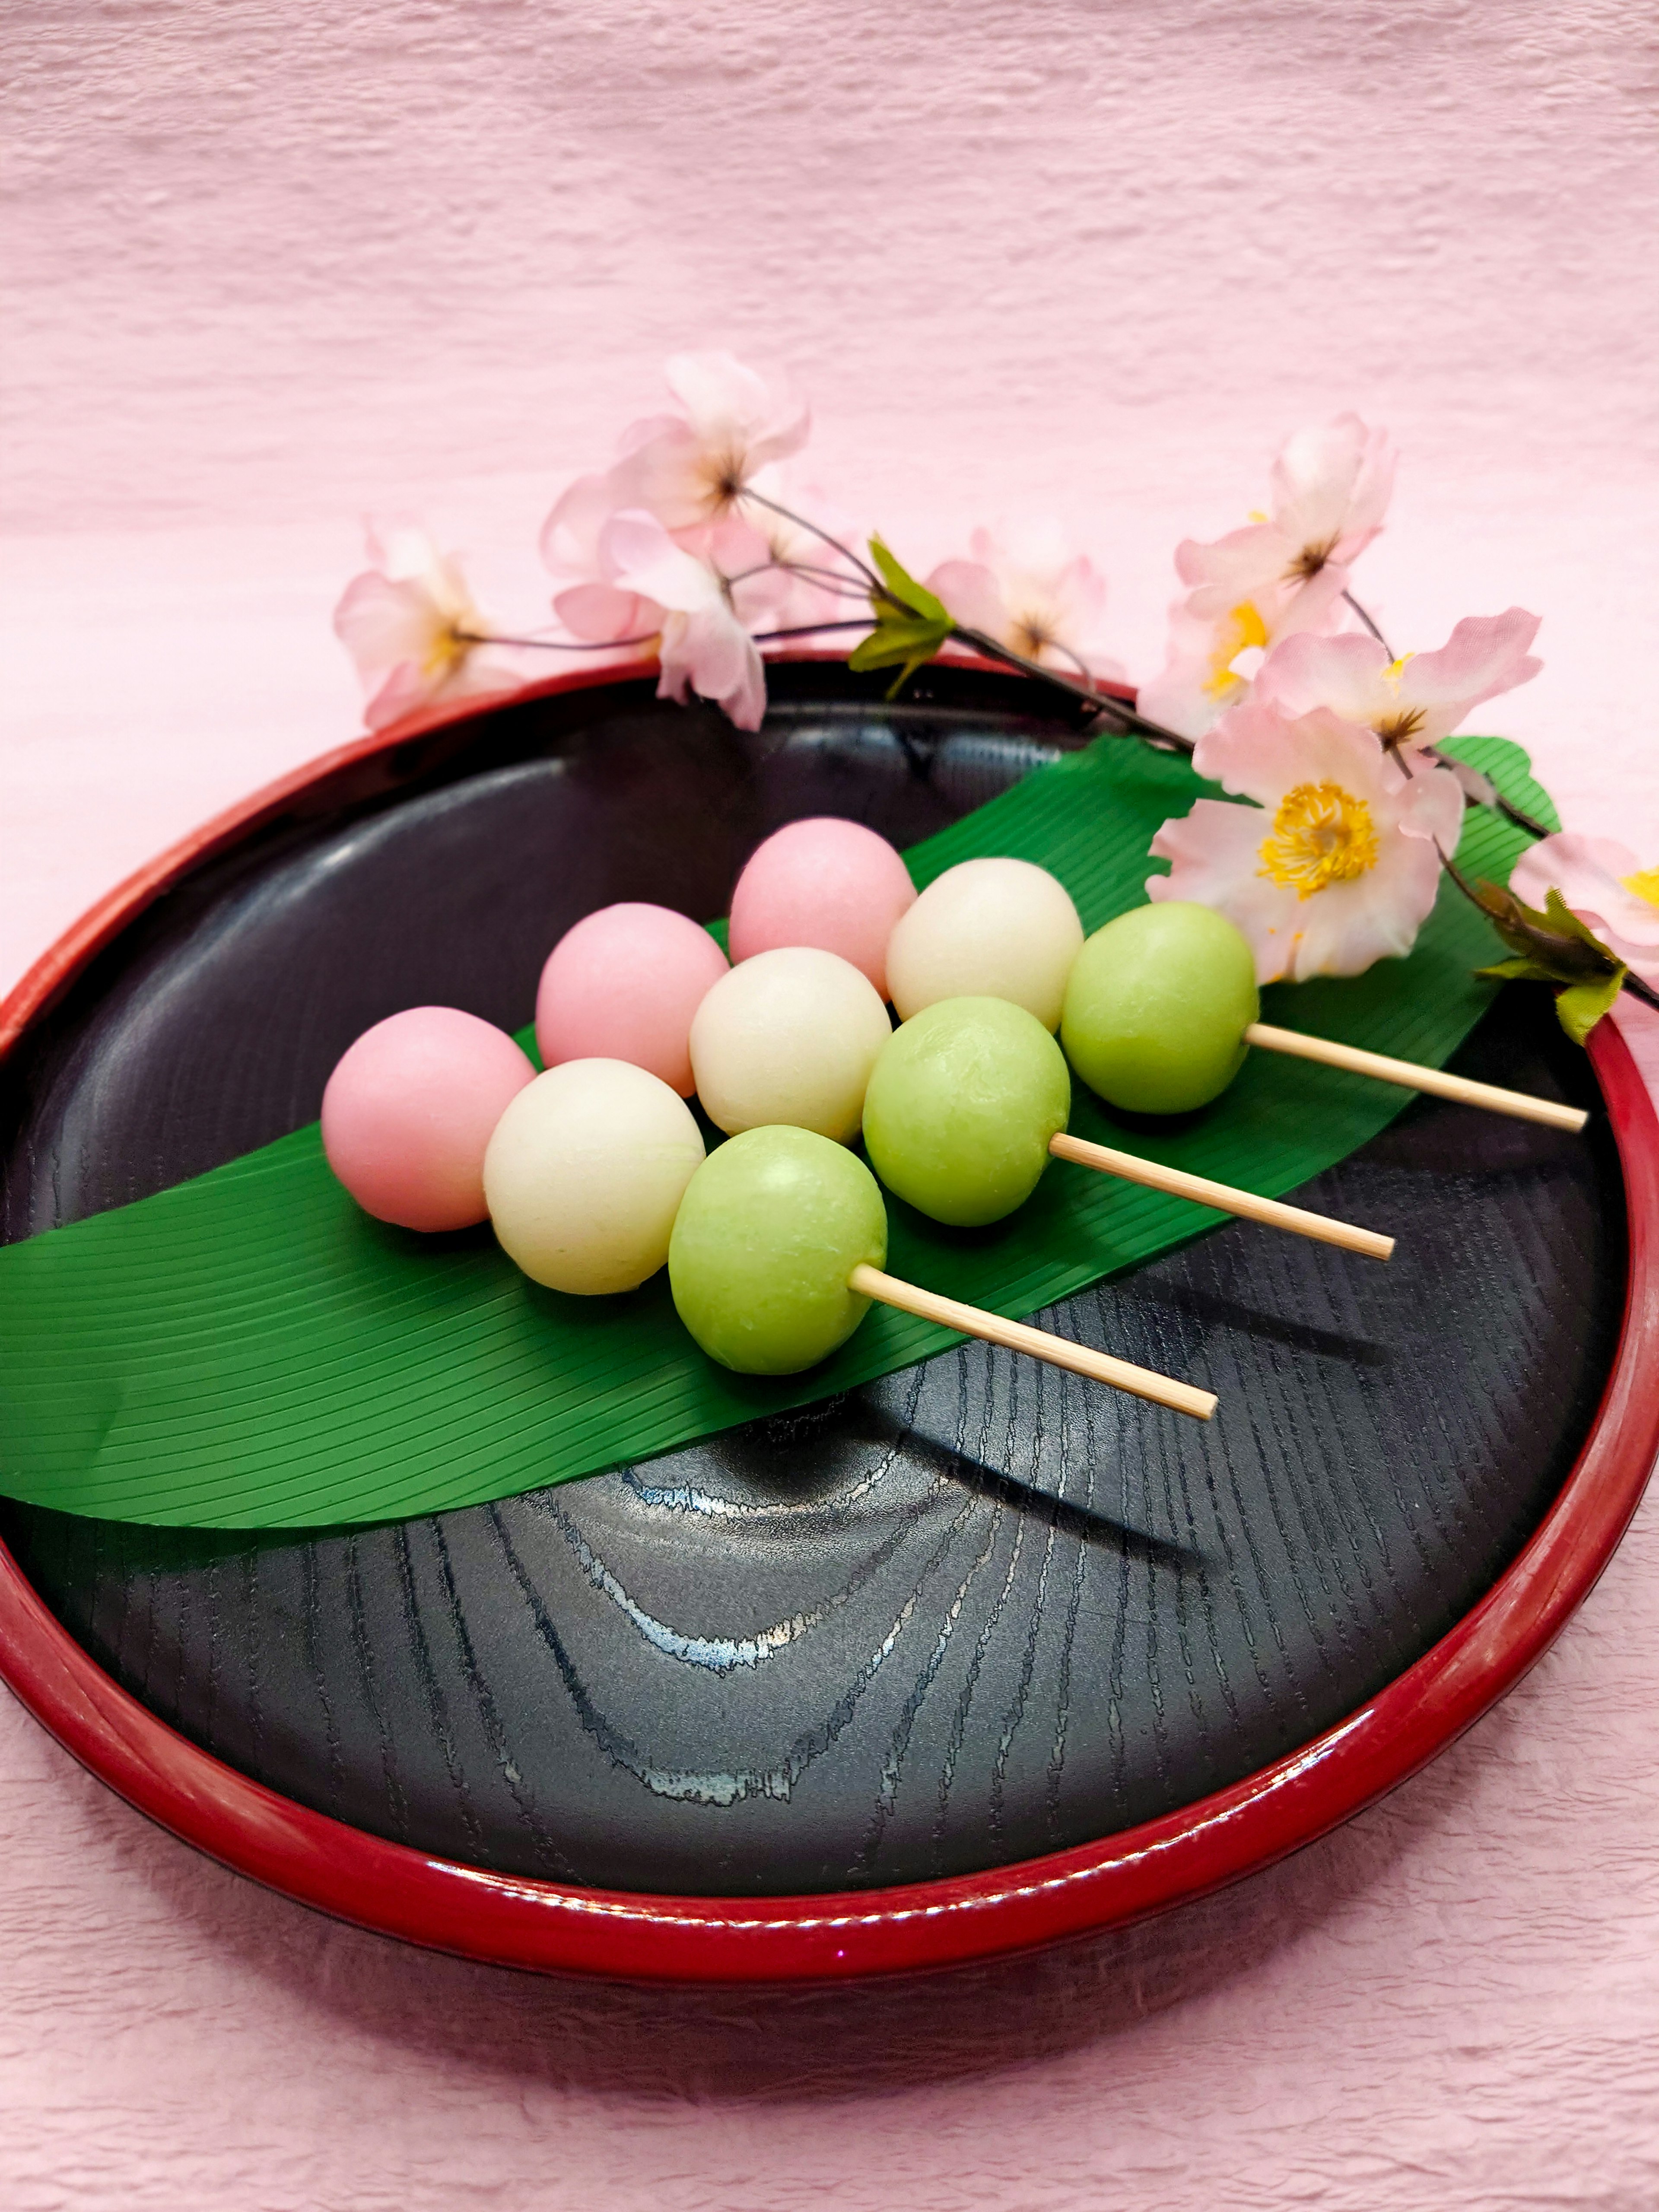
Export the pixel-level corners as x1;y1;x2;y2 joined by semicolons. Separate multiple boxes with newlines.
1202;601;1270;699
701;442;749;513
1258;782;1381;900
1287;535;1338;581
421;621;472;681
1012;610;1056;660
1376;706;1426;748
1624;865;1659;909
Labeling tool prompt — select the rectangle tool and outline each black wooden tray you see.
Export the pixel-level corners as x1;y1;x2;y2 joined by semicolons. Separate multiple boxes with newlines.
0;658;1652;1981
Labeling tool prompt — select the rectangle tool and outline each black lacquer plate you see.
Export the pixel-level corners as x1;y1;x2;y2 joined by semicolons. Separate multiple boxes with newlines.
0;661;1625;1901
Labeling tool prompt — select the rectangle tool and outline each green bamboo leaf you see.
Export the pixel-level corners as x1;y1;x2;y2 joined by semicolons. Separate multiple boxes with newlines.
0;731;1559;1528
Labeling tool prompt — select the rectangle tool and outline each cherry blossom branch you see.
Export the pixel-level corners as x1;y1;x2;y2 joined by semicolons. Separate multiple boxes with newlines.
733;488;1197;750
1342;590;1394;655
737;489;882;589
944;623;1195;752
1435;759;1553;844
753;620;878;643
458;628;660;651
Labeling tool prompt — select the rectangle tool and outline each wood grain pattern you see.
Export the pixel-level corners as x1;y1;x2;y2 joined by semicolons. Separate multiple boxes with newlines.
0;666;1625;1905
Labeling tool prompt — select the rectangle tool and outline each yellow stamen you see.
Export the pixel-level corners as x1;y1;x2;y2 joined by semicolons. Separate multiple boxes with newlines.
1259;782;1380;901
421;623;471;681
1202;601;1270;699
1624;865;1659;908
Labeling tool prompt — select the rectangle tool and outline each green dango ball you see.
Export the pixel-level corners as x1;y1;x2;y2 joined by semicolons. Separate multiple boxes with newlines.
668;1125;888;1376
862;996;1071;1227
1061;902;1260;1115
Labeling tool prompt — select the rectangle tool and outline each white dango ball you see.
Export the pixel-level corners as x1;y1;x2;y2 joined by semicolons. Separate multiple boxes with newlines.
885;856;1084;1032
689;947;892;1143
483;1058;706;1295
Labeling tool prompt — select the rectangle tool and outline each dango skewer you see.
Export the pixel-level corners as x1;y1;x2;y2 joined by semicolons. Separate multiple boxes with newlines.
668;1125;1216;1420
1239;1022;1587;1133
861;995;1396;1261
1044;1130;1395;1260
1062;901;1587;1135
885;857;1586;1141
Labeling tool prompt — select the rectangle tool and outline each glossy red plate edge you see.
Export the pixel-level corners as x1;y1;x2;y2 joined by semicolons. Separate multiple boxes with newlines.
0;659;1654;1985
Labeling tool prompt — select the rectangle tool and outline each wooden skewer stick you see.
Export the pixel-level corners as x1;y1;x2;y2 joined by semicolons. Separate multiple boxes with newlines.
848;1263;1217;1421
1244;1022;1589;1134
1047;1132;1395;1262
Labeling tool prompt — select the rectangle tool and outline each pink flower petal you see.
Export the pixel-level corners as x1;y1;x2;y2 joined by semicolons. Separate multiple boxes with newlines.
539;472;621;575
1255;630;1391;727
1394;609;1542;734
553;582;657;643
1269;414;1395;566
927;558;1007;638
600;509;721;613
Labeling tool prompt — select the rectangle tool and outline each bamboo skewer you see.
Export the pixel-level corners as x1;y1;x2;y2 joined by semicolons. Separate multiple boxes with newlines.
1046;1132;1395;1262
848;1263;1218;1421
1244;1022;1589;1133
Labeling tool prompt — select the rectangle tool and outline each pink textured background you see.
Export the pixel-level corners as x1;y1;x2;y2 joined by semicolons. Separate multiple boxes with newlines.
4;3;1658;2205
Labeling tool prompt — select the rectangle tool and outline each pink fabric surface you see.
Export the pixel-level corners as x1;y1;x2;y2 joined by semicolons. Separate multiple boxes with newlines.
4;3;1657;2204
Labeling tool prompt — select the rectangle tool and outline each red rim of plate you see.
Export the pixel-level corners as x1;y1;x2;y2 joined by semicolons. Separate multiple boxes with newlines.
0;658;1654;1985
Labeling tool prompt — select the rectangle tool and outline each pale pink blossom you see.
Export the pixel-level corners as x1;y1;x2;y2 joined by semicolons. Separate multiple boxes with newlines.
1150;702;1464;982
1265;413;1396;576
927;521;1116;674
537;472;653;644
609;351;810;534
599;510;767;731
1138;414;1395;741
1137;565;1349;739
333;527;519;730
1177;416;1392;619
1509;833;1659;989
1255;610;1543;758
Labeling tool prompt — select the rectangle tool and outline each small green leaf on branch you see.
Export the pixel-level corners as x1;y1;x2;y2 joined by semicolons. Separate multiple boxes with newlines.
847;535;954;696
1469;877;1628;1043
1554;969;1629;1046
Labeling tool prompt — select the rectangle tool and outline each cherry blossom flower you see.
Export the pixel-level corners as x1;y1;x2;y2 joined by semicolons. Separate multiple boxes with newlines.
1509;833;1659;990
1265;413;1396;578
598;509;767;731
1255;610;1543;760
608;351;810;535
1137;565;1348;738
927;521;1116;675
333;527;519;730
1149;702;1464;982
1138;414;1395;740
543;469;673;648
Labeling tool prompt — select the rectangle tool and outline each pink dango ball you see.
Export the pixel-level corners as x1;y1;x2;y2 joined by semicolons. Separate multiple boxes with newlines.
728;818;917;998
321;1007;536;1233
536;902;730;1097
